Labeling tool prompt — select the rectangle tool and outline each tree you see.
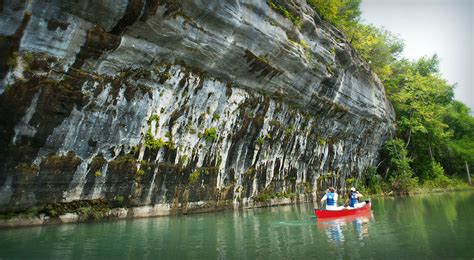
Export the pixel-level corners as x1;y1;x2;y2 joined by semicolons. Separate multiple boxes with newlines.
382;139;418;193
307;0;362;30
346;24;404;81
442;101;474;177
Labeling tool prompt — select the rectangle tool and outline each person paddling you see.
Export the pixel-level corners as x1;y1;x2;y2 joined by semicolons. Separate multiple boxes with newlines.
321;187;339;210
349;187;365;208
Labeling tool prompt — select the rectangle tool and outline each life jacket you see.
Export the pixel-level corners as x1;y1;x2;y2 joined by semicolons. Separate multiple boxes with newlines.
327;192;335;206
350;192;357;207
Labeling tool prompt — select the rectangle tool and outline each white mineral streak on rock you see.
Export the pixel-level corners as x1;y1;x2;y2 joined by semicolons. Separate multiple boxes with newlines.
0;176;14;205
63;158;91;202
12;89;41;144
144;167;159;205
91;162;109;200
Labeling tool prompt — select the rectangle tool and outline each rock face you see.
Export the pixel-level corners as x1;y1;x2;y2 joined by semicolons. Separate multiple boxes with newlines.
0;0;394;217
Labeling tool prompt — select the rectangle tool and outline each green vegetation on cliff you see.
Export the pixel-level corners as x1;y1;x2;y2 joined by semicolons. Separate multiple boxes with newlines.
306;0;474;193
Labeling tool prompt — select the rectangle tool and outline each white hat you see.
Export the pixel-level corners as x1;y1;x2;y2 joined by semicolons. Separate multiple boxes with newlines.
350;187;355;191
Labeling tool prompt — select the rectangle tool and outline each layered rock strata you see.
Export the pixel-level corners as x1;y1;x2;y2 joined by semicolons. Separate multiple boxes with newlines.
0;0;394;221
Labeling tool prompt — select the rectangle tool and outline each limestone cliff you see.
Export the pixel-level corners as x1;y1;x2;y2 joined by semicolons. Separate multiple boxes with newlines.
0;0;394;221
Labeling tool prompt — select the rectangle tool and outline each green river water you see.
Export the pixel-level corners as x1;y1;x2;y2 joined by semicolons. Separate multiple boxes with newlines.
1;191;473;259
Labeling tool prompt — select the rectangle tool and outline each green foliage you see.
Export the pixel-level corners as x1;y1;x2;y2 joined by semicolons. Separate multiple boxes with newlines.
346;24;404;81
114;154;135;164
145;114;166;151
423;175;468;190
202;127;217;142
429;161;445;179
254;190;296;202
383;139;418;193
131;145;139;154
420;161;469;190
256;136;265;145
388;65;453;142
383;139;412;177
145;130;166;151
189;169;201;184
147;114;160;124
115;196;124;205
389;172;418;194
288;39;310;50
364;166;383;194
284;124;295;135
179;155;188;168
144;113;175;150
136;169;145;176
299;40;310;49
23;52;34;63
382;56;472;181
289;38;312;61
307;0;361;29
345;177;355;185
317;137;326;145
7;51;18;68
253;191;273;202
413;54;440;76
303;182;313;193
441;101;474;175
267;0;302;28
45;200;112;220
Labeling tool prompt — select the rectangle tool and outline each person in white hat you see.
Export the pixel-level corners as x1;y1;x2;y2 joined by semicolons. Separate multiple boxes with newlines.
349;187;365;208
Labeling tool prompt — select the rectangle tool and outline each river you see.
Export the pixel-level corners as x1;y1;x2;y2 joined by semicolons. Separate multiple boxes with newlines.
1;191;473;259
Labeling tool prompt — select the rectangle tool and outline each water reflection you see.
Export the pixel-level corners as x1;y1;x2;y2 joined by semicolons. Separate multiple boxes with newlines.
317;210;374;245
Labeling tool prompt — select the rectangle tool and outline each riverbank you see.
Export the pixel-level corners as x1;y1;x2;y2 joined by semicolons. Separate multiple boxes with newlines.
378;184;472;197
0;196;310;229
2;186;473;229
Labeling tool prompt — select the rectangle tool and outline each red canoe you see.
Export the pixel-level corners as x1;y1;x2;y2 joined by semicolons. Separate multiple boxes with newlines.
314;202;371;218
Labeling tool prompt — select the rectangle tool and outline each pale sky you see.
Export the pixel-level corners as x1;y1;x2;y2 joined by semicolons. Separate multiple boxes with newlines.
361;0;473;113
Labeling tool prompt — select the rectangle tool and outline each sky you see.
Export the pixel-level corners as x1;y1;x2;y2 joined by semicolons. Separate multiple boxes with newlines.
360;0;473;113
